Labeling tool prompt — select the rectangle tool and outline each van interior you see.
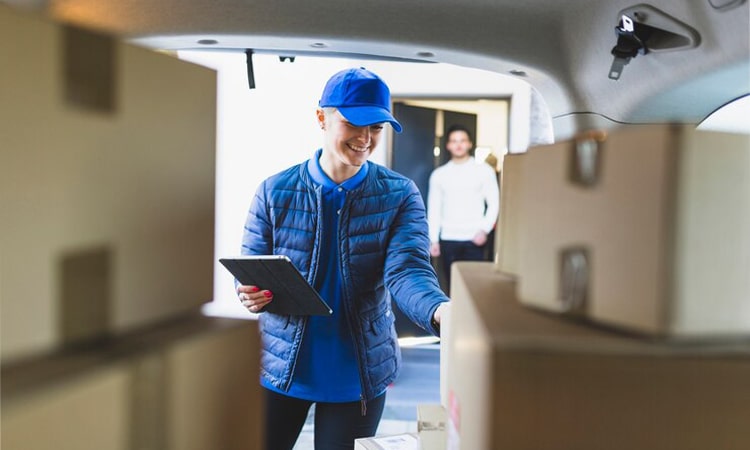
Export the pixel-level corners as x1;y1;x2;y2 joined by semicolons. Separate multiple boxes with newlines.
1;0;748;449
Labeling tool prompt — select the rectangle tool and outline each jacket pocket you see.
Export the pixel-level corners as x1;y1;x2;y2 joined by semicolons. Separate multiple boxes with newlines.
369;307;393;336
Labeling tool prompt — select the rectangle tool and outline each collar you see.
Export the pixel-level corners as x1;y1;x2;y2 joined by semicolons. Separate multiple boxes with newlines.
306;148;369;192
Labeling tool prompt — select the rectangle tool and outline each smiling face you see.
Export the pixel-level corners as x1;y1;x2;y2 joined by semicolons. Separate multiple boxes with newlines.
317;107;384;180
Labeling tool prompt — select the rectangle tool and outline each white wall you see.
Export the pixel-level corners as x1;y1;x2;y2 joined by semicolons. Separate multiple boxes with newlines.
177;51;531;317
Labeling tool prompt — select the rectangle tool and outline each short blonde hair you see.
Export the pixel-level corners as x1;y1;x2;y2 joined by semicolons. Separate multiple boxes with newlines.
321;107;338;117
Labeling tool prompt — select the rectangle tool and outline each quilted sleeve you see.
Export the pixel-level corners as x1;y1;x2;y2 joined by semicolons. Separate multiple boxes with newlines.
384;180;449;335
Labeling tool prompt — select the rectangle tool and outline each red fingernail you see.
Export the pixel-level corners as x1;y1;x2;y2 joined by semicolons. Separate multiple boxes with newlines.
263;290;273;298
250;286;259;292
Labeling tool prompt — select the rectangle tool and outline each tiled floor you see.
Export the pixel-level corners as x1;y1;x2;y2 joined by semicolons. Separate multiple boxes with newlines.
293;344;440;449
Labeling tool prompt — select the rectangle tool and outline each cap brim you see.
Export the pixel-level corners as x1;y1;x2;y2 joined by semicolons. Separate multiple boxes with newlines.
337;106;403;133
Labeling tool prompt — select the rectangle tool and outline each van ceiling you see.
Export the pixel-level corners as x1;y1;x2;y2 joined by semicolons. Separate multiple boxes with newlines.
7;0;749;129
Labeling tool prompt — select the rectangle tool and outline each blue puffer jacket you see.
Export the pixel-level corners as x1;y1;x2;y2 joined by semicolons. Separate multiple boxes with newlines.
241;157;448;401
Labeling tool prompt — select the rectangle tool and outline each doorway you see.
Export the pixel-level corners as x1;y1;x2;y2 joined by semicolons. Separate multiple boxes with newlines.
387;99;508;337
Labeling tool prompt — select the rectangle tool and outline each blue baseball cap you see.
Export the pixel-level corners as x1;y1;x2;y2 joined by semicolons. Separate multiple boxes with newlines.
319;68;402;133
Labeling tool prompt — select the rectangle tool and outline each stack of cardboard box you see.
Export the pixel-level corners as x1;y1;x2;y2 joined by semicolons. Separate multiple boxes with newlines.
1;6;262;449
444;125;750;449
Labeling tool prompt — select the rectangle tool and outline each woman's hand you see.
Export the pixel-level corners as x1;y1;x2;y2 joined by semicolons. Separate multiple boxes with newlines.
237;285;274;313
432;302;447;325
431;302;448;335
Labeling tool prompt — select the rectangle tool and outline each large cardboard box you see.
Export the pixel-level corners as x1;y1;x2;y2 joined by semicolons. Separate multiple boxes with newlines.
0;5;216;361
447;261;750;450
438;302;452;408
1;365;131;450
516;125;750;337
165;318;263;450
1;316;262;450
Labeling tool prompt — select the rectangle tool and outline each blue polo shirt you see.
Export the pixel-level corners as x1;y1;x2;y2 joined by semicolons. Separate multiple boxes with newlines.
262;149;368;402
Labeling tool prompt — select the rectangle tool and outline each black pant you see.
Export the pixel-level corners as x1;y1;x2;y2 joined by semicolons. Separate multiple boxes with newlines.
440;240;486;293
263;387;386;450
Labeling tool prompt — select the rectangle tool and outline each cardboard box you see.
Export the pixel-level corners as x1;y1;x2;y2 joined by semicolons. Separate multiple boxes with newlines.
447;261;750;450
438;303;452;408
1;316;261;450
417;404;446;450
1;365;131;450
417;404;446;431
494;153;525;276
419;430;447;450
0;6;216;361
516;125;750;337
355;433;419;450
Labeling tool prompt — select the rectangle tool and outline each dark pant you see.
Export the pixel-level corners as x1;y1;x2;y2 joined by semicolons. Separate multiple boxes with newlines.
440;239;487;293
263;387;387;450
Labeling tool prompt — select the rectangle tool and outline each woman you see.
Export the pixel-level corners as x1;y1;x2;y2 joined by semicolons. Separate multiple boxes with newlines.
237;67;448;450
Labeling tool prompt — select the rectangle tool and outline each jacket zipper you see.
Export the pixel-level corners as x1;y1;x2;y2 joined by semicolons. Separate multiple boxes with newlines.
283;318;307;392
339;192;370;416
283;185;323;392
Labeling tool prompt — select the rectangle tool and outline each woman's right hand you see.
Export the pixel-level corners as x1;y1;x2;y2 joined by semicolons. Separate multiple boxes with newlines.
237;285;274;313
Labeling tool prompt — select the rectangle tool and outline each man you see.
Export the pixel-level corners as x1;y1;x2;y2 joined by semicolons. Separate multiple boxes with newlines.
427;124;500;292
236;67;449;450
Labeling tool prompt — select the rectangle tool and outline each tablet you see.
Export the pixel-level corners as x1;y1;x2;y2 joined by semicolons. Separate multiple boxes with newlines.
219;255;333;316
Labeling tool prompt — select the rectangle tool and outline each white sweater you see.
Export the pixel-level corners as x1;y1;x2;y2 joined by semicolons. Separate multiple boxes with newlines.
427;157;500;243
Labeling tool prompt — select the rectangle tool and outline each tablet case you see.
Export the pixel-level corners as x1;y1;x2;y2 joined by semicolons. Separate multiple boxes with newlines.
219;255;333;316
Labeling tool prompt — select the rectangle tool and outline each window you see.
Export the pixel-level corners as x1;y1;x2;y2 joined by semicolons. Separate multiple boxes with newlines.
698;95;750;134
